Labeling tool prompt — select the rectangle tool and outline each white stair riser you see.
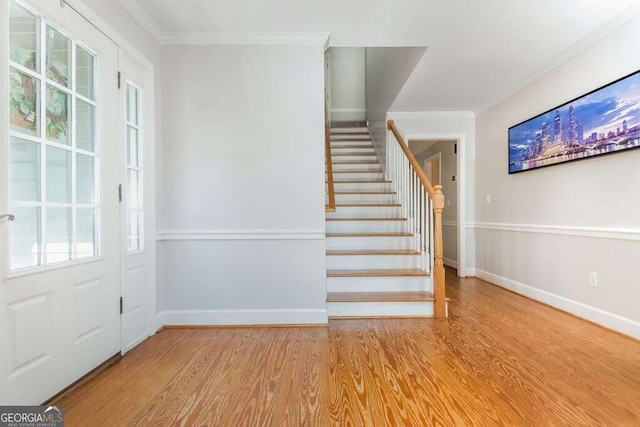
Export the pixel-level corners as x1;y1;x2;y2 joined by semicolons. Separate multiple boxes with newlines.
326;235;413;250
326;220;407;233
326;205;401;218
330;135;371;140
327;276;431;292
330;127;369;133
330;140;372;147
331;154;378;162
332;172;384;180
334;193;396;204
331;163;381;171
327;254;421;269
332;147;376;154
327;301;434;317
329;182;392;192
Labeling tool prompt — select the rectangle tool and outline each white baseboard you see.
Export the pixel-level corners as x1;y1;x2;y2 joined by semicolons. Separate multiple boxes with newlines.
443;257;458;269
475;269;640;340
461;268;476;277
157;308;328;327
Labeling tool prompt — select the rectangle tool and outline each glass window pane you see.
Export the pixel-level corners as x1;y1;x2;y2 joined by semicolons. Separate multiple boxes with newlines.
77;208;96;258
76;46;95;100
10;137;41;201
76;99;95;152
76;154;94;204
9;0;39;72
127;211;141;252
9;206;41;270
9;68;39;136
46;207;71;263
46;25;70;87
128;169;141;209
127;85;138;125
46;86;70;144
46;146;71;202
127;126;139;167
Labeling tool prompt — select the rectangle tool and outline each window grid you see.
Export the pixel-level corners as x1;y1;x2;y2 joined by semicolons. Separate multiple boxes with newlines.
125;82;143;253
8;0;100;270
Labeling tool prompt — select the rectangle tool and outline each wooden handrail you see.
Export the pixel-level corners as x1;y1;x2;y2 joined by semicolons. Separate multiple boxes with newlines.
387;120;436;198
387;119;447;319
325;108;336;212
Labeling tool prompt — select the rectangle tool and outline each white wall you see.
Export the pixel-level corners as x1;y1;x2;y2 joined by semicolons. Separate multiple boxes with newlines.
387;114;476;277
330;48;366;122
475;15;640;339
158;45;328;325
414;141;459;267
366;47;425;157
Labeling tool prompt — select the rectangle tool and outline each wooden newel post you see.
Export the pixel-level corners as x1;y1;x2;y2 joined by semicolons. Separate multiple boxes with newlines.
433;185;447;319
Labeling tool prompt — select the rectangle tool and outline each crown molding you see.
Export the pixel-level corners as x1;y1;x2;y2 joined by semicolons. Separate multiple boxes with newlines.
387;111;475;120
118;0;163;42
160;32;331;46
119;0;330;46
474;1;640;115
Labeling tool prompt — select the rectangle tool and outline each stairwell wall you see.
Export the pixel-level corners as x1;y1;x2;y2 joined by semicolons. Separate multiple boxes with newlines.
414;141;459;268
157;45;328;325
475;15;640;338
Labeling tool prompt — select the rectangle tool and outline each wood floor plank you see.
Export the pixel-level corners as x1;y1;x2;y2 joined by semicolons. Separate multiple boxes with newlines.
57;267;640;426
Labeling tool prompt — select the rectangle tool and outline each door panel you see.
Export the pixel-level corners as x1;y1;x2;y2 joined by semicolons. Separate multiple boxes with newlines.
119;51;149;354
0;0;121;405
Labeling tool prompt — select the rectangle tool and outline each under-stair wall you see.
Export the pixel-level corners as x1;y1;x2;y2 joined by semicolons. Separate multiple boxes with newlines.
157;44;328;326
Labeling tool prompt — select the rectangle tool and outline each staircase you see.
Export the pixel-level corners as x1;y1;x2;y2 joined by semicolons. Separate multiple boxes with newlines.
325;127;436;318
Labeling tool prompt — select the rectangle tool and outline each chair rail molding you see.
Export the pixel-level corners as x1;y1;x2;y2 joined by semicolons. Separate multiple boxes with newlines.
156;229;326;241
469;222;640;241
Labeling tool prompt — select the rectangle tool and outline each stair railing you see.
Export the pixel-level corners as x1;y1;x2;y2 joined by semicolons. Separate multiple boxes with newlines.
325;108;336;212
387;120;447;319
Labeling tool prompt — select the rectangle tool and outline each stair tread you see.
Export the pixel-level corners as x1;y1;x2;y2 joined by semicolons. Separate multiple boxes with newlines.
332;153;377;156
326;232;412;237
333;170;383;174
326;217;406;221
327;250;420;256
331;146;375;149
335;204;400;207
335;191;396;194
331;146;375;150
328;180;391;183
327;291;434;302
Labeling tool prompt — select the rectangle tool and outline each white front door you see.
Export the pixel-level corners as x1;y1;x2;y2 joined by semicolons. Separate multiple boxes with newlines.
0;0;121;404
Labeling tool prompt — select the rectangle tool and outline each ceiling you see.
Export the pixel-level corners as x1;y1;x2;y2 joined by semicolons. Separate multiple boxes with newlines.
121;0;640;112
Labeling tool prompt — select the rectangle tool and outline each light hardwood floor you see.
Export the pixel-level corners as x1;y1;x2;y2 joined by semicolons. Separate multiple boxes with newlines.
58;269;640;426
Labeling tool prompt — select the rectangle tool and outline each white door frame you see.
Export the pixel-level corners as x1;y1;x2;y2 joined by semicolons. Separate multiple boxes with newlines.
404;133;467;278
423;152;442;186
